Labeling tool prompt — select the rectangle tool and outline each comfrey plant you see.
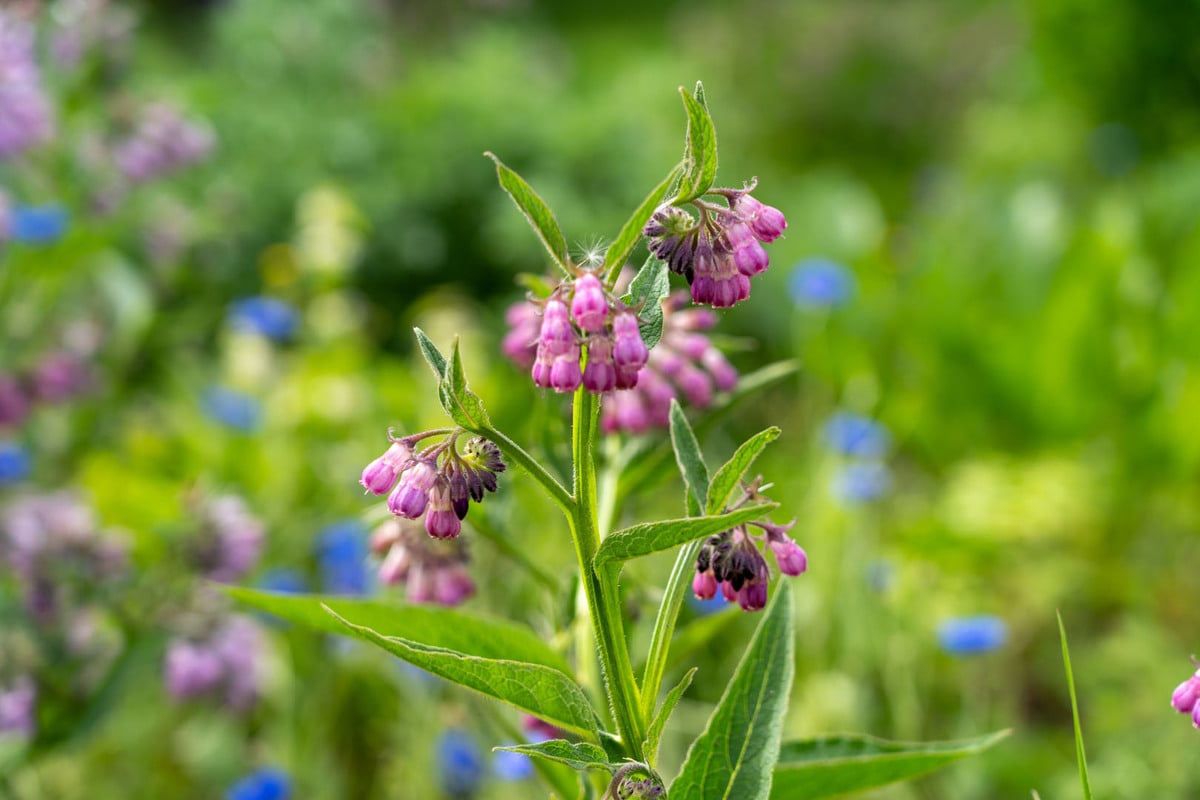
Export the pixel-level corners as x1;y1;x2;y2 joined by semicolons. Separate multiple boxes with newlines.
234;84;1004;798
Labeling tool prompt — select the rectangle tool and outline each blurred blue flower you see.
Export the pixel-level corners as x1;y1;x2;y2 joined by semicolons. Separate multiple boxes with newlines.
257;569;308;595
0;442;30;484
437;729;484;799
789;257;854;309
316;520;369;596
228;296;300;342
822;412;889;458
687;593;727;616
831;461;891;504
937;616;1007;656
10;205;68;244
227;767;291;800
203;387;262;432
493;746;535;781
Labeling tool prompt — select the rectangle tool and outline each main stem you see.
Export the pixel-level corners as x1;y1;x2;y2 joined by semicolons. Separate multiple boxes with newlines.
570;388;646;760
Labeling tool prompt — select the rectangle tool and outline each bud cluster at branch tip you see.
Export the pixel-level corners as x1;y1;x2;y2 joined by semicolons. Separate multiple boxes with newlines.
644;179;786;308
360;428;505;541
511;269;650;394
693;477;807;612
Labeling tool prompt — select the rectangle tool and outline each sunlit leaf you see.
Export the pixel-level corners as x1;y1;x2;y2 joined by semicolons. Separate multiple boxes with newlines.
706;427;781;515
486;151;571;275
494;740;613;773
670;587;794;800
594;504;776;568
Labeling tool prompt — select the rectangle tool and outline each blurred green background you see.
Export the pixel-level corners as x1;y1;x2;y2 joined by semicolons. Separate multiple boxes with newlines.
4;0;1200;797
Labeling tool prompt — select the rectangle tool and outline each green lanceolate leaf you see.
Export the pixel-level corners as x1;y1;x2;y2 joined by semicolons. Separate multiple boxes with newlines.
643;667;697;764
675;84;718;204
439;337;491;430
706;427;782;516
413;326;448;380
594;504;777;568
226;589;571;673
622;255;671;350
1058;612;1093;800
485;151;571;275
670;587;795;800
325;605;601;739
669;400;709;514
604;164;684;281
769;730;1011;799
494;740;613;773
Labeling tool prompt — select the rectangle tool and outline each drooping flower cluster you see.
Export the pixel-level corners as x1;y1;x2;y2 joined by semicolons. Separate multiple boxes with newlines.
361;429;506;540
517;271;651;394
370;517;475;605
187;494;265;584
0;490;128;621
0;9;55;161
1171;662;1200;730
112;103;214;183
602;292;737;434
164;615;264;711
643;181;786;308
692;479;807;612
0;349;95;429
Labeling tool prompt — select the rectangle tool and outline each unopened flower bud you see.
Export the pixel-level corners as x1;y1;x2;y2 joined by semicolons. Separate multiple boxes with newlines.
769;536;808;577
570;272;609;332
361;441;412;495
538;300;575;356
424;477;462;539
612;312;648;371
388;459;437;518
583;337;616;394
692;570;717;600
550;348;583;394
732;193;787;242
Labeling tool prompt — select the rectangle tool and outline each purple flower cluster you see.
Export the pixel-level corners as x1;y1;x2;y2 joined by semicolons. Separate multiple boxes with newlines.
514;272;651;395
0;677;36;739
164;615;264;711
0;351;93;430
602;292;737;434
0;9;55;161
692;481;806;612
0;491;127;621
644;182;786;308
1171;663;1200;730
190;494;265;584
361;429;506;540
370;517;475;606
113;103;214;184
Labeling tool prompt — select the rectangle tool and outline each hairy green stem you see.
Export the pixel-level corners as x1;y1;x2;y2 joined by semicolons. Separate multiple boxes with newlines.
570;389;646;760
638;538;702;724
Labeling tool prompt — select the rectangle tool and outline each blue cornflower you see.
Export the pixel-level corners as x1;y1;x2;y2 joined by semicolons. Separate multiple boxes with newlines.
226;767;291;800
203;387;262;432
0;442;30;484
493;746;535;781
9;205;68;244
789;257;854;309
228;297;300;342
822;412;889;458
437;729;485;799
831;461;891;504
316;520;369;596
937;616;1007;656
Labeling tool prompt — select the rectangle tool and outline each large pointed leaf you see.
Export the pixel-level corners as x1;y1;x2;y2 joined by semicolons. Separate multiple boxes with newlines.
670;587;794;800
707;427;781;515
643;667;696;763
494;740;613;772
604;165;684;278
227;589;571;673
669;400;708;515
594;504;777;568
485;152;571;275
675;83;718;204
769;731;1010;799
325;605;601;739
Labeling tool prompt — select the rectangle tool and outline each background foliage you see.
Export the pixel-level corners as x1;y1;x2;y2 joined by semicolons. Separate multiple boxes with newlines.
5;0;1200;797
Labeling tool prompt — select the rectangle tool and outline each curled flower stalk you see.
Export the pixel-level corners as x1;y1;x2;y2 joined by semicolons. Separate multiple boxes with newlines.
360;428;506;540
644;179;786;308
